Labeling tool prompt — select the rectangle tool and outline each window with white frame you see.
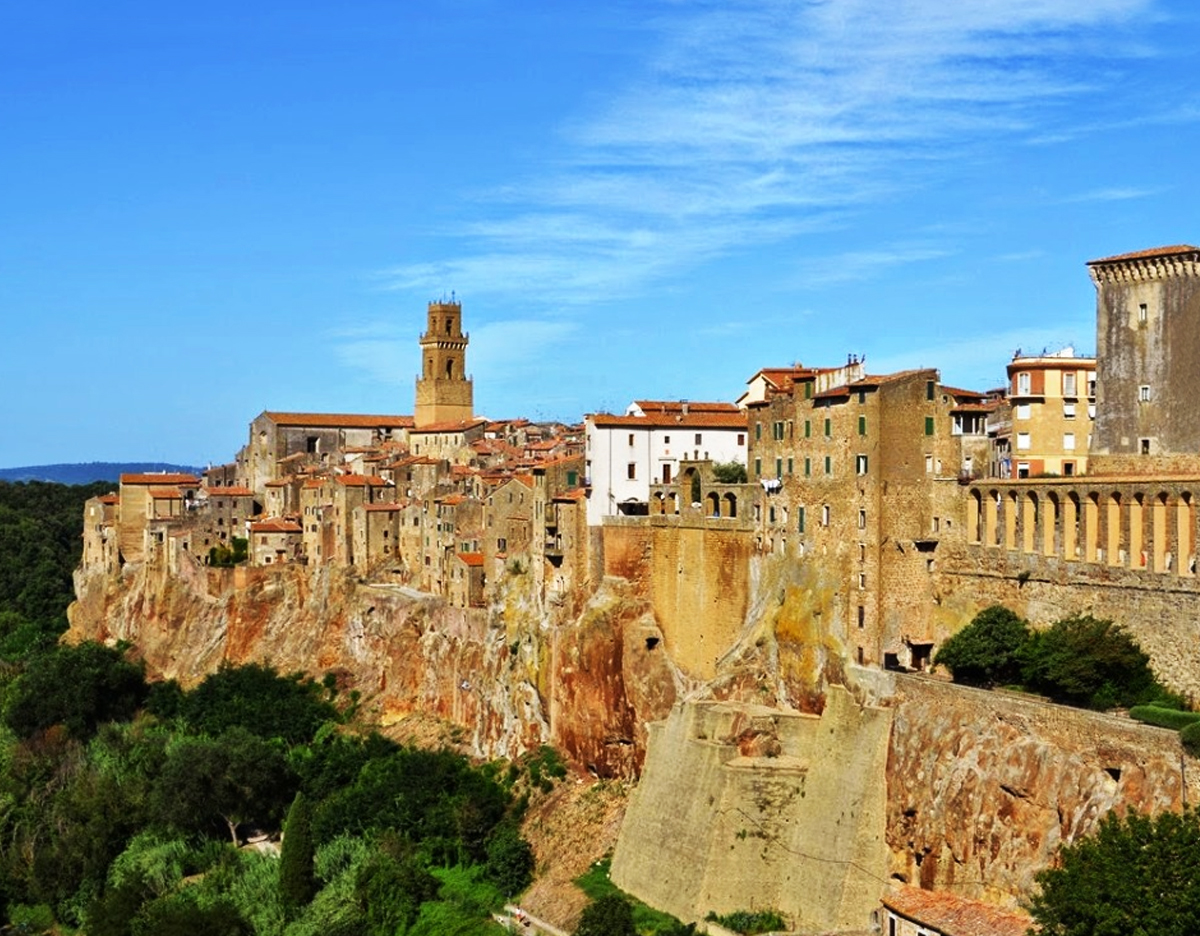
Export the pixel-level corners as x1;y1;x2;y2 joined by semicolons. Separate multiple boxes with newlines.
1063;402;1076;419
1017;372;1031;395
1016;403;1031;420
1017;432;1031;450
1139;385;1152;402
1063;432;1076;451
1062;372;1077;396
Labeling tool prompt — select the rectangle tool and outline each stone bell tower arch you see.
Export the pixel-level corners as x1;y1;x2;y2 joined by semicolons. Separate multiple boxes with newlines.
414;299;474;428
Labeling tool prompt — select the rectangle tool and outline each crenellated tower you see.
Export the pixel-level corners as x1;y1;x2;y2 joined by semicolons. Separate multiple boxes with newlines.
414;299;474;428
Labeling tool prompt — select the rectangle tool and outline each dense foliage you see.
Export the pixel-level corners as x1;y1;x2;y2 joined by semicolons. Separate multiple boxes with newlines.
705;909;787;934
0;480;540;934
933;605;1030;688
1029;807;1200;936
710;462;748;484
936;605;1178;711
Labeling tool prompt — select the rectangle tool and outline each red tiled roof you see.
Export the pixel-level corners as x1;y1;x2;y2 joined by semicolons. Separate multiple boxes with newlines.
1088;244;1200;265
457;552;485;566
204;486;254;497
363;502;402;512
264;479;290;488
335;474;392;487
410;418;488;434
883;886;1033;936
440;494;467;506
121;473;199;485
263;412;414;429
302;479;324;490
590;412;747;429
250;518;302;534
98;493;119;504
634;400;740;414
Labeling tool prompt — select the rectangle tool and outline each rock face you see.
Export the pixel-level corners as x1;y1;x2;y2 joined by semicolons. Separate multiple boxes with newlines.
885;674;1198;907
68;559;678;775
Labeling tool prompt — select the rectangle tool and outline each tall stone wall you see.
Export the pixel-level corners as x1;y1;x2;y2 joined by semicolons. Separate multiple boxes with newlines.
611;687;891;933
934;543;1200;699
887;674;1199;907
602;520;753;680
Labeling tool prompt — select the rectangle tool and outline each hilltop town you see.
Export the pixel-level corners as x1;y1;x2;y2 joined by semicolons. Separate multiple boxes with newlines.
72;245;1200;935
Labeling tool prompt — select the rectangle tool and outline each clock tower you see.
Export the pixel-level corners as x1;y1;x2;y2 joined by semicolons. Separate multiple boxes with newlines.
414;299;474;428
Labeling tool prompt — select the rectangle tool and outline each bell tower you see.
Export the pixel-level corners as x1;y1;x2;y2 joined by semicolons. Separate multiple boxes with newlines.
414;299;474;428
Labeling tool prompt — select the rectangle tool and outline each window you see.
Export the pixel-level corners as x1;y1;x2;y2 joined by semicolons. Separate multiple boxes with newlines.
1017;372;1031;395
925;455;933;473
1139;385;1152;402
804;457;811;476
773;422;783;440
1087;372;1096;396
1015;404;1031;420
824;418;832;437
858;415;866;436
804;382;812;399
1140;438;1151;455
1063;372;1077;396
797;507;805;533
754;457;762;477
856;454;868;475
1063;432;1076;451
858;572;866;590
858;390;866;404
737;433;745;445
787;457;794;475
627;462;636;479
775;457;783;478
924;416;935;435
567;470;578;486
804;420;811;438
926;380;935;401
628;433;635;446
663;435;670;445
821;504;830;527
1017;432;1031;450
769;506;776;523
756;423;762;440
1138;302;1148;324
1088;403;1097;419
1063;402;1076;419
824;455;832;475
694;433;703;445
857;606;865;629
858;508;866;529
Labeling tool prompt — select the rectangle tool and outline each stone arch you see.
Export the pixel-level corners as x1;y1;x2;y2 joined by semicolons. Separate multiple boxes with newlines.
968;489;983;544
1152;491;1170;572
1044;491;1060;556
1179;491;1195;575
1066;491;1081;559
723;492;738;518
445;357;455;379
1022;491;1038;553
705;491;720;516
1106;492;1123;566
666;490;679;515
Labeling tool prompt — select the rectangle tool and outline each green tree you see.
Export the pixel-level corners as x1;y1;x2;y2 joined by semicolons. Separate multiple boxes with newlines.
354;844;440;936
279;792;317;913
179;661;338;744
1028;807;1200;936
1021;614;1162;709
711;462;748;484
574;894;637;936
933;605;1030;688
4;640;149;739
483;822;534;897
152;728;296;843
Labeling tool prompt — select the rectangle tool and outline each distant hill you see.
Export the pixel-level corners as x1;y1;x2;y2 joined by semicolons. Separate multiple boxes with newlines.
0;462;205;485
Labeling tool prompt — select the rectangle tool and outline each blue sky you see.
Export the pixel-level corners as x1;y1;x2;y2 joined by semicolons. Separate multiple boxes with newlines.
3;0;1200;467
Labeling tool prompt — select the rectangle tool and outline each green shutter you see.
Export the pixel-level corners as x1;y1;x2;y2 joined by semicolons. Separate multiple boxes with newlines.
925;416;935;435
858;415;866;436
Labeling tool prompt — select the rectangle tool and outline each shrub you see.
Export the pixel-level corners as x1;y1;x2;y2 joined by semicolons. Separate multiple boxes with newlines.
1129;706;1200;731
1021;615;1163;710
934;605;1031;688
1182;722;1200;759
705;909;787;934
711;462;748;484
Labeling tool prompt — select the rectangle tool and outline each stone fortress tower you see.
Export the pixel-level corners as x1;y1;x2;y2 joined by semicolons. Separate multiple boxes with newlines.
1088;244;1200;473
414;298;474;428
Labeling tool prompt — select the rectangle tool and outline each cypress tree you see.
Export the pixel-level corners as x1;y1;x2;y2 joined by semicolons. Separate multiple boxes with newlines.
279;791;316;913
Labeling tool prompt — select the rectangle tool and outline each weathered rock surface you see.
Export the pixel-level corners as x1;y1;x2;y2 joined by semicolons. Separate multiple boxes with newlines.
69;559;678;775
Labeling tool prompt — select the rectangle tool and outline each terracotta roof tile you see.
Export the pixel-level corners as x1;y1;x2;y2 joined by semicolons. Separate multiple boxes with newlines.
204;486;255;497
883;886;1033;936
121;473;199;485
410;418;489;434
1088;244;1200;265
250;518;302;534
263;411;414;429
589;412;747;429
633;400;740;414
457;552;485;566
363;502;402;512
98;493;119;504
335;474;392;487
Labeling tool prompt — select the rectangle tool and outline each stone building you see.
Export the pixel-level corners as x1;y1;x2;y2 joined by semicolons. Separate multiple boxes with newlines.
242;411;413;494
585;401;748;526
1003;347;1096;478
117;473;200;564
414;299;474;428
1088;244;1200;473
880;885;1031;936
746;368;972;668
249;518;302;566
82;493;120;575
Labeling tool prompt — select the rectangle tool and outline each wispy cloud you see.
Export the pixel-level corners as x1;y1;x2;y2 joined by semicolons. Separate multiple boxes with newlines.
1060;185;1165;203
381;0;1166;307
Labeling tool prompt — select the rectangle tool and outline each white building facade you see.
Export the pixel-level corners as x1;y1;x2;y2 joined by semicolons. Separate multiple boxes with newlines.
584;400;748;526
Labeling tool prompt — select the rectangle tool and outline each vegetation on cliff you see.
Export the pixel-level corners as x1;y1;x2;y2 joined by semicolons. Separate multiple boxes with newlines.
0;480;540;934
1029;806;1200;936
935;605;1184;711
